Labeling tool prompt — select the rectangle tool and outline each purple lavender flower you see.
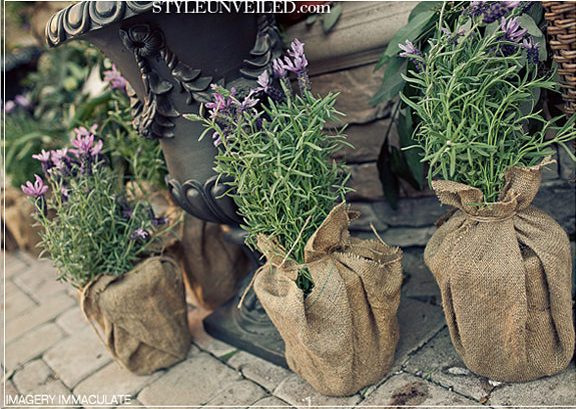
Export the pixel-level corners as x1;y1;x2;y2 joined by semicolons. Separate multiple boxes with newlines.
522;37;540;64
14;95;31;109
32;149;54;174
74;124;98;139
282;55;308;74
398;40;425;71
501;17;527;43
4;100;16;113
91;139;103;157
272;58;287;79
21;175;48;198
399;40;421;58
206;86;237;120
61;186;70;202
103;64;127;92
71;127;103;159
472;1;520;24
130;227;150;241
205;92;228;119
50;148;70;167
71;134;96;156
468;1;489;17
32;149;51;164
282;39;310;92
288;39;305;58
212;131;223;147
256;70;271;93
235;90;259;113
283;39;309;74
256;70;285;101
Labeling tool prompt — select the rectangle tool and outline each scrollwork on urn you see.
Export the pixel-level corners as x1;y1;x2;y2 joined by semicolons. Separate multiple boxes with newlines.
120;23;217;139
166;176;241;226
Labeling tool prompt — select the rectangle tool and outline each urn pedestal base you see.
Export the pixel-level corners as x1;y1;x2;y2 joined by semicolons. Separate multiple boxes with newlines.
203;275;288;368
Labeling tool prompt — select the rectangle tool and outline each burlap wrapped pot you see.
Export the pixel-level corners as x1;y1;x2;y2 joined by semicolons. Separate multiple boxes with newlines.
425;159;575;382
254;203;403;396
81;256;191;375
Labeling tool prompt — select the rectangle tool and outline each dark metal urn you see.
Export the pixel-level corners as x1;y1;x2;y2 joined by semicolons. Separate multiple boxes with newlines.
46;1;287;366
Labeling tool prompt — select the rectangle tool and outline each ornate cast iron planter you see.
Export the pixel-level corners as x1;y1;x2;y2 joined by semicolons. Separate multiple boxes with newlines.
46;1;287;366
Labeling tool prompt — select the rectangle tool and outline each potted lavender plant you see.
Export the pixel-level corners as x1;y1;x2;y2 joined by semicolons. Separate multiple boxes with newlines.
399;2;575;381
22;127;190;375
187;40;404;397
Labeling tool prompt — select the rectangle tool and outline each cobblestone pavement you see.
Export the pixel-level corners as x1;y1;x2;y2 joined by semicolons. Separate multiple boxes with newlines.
2;249;575;408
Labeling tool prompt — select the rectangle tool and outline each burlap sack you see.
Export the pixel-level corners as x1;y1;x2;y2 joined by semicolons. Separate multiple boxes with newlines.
254;203;403;396
425;159;575;382
81;257;191;375
2;186;43;255
180;214;250;309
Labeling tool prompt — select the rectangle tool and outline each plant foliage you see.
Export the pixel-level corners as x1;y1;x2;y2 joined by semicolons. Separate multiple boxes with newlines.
187;40;351;292
24;134;171;288
401;2;576;203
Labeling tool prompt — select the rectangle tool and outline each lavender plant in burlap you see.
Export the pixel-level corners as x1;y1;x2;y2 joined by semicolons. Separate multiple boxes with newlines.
425;160;574;381
254;203;403;396
81;256;191;375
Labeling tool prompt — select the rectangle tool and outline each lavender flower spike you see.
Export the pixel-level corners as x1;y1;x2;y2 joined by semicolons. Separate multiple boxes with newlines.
256;70;271;93
272;58;287;78
74;124;98;139
236;90;259;113
130;227;150;241
21;175;48;198
477;1;521;24
103;64;128;91
522;37;540;64
398;40;425;72
501;17;527;43
15;95;31;109
398;40;421;59
212;131;223;147
32;149;51;163
4;100;16;113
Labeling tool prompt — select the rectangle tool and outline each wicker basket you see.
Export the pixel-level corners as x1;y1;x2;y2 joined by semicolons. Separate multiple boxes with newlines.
543;2;576;115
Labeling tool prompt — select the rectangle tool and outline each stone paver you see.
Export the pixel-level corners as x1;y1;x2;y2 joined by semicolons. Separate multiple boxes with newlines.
4;251;30;278
488;362;576;406
250;396;292;407
381;226;435;247
44;328;111;388
117;398;143;407
228;351;292;392
56;306;90;335
5;379;19;399
403;328;492;401
5;292;74;343
138;352;241;406
394;298;445;362
3;282;37;317
28;380;78;408
274;374;361;407
203;379;268;407
12;359;55;394
74;362;162;409
193;330;238;358
13;260;69;303
359;372;480;407
6;323;64;371
401;247;441;303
